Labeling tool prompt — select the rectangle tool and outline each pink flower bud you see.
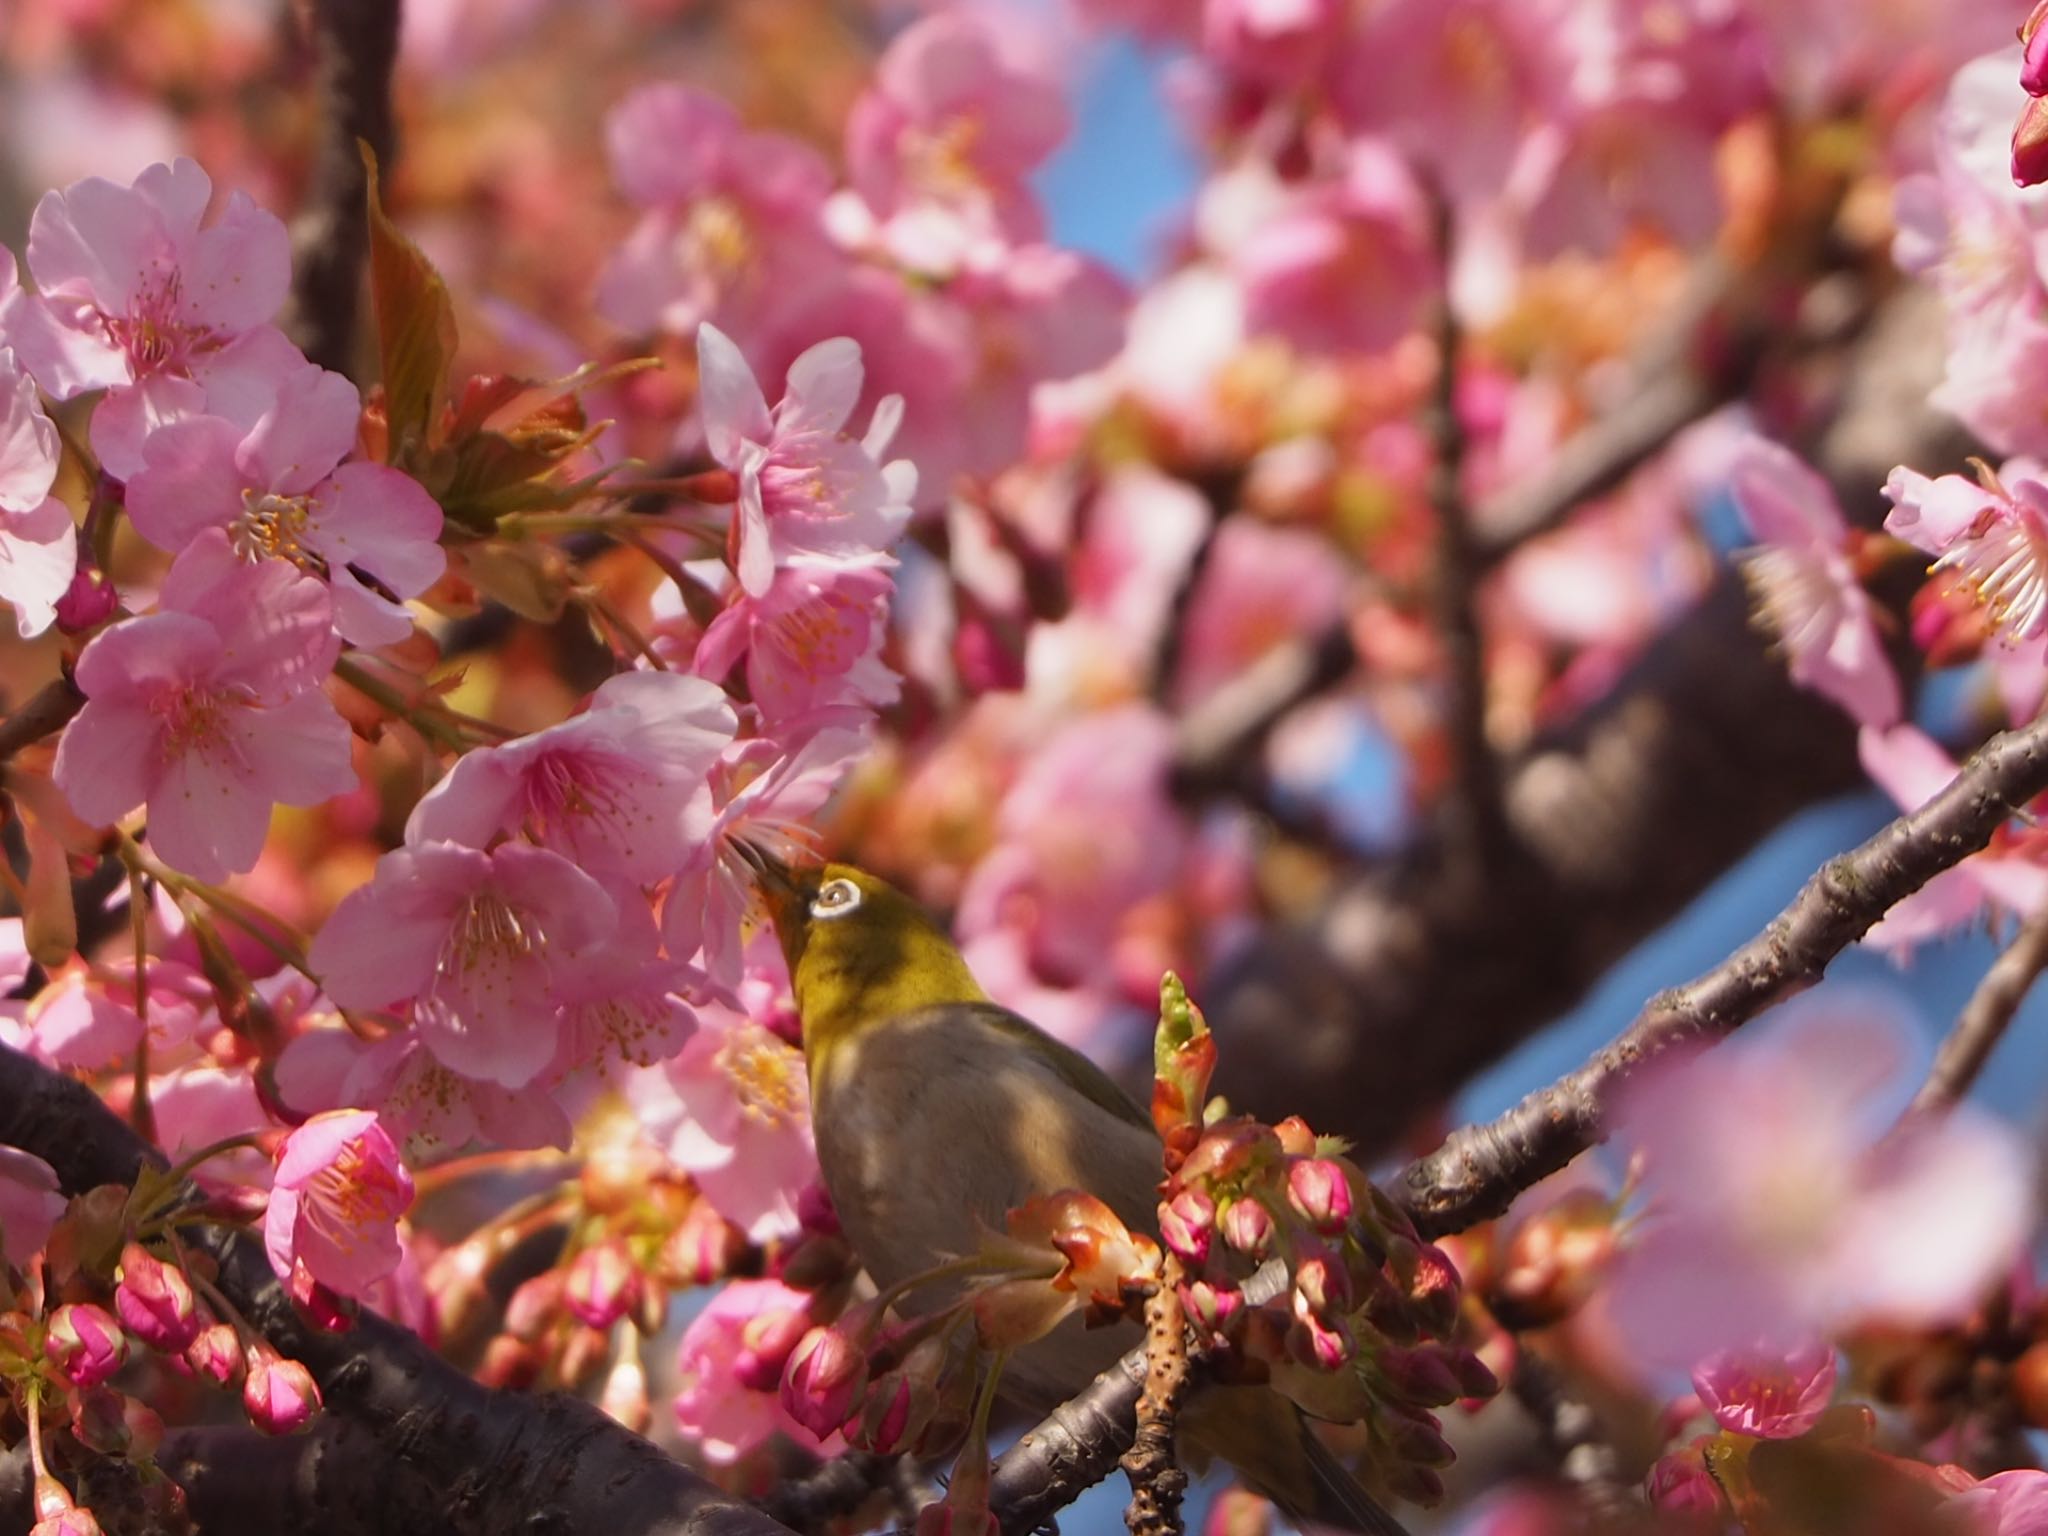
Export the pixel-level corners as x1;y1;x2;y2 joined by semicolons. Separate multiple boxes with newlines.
781;1324;870;1439
733;1302;811;1392
1181;1278;1243;1337
856;1374;918;1456
1287;1307;1352;1371
658;1201;745;1286
1403;1243;1462;1337
1286;1159;1352;1235
1294;1249;1354;1320
31;1503;103;1536
1158;1188;1216;1266
1220;1198;1273;1257
2024;0;2048;95
53;563;117;635
796;1181;841;1237
505;1272;564;1340
183;1323;245;1388
2017;96;2048;188
1647;1444;1724;1513
71;1387;163;1459
45;1304;127;1387
114;1243;201;1354
33;1473;78;1522
1378;1345;1463;1409
479;1334;541;1390
243;1346;320;1435
564;1240;644;1330
1380;1405;1455;1468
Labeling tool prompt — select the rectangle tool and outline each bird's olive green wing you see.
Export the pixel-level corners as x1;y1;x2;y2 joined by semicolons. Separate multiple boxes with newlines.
962;1001;1155;1134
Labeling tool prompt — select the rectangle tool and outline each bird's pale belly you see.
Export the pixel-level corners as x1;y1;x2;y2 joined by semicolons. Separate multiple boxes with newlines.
809;1010;1162;1411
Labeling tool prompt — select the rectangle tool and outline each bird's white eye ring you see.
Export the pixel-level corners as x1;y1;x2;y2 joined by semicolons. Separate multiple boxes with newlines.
810;878;862;919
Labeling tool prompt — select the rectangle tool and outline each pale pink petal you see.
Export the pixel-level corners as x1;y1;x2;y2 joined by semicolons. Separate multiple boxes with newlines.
228;689;357;805
778;337;863;436
0;360;59;511
696;323;772;466
147;730;279;882
1731;438;1848;548
405;748;526;851
126;415;249;550
0;497;77;639
239;362;359;493
161;533;338;701
311;462;445;595
52;691;162;828
175;189;291;335
91;372;208;478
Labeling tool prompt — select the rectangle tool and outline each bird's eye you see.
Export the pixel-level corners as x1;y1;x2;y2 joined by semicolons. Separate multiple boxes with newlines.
810;878;862;919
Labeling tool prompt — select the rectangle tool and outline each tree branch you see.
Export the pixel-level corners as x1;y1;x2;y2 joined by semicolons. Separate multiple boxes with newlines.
1120;1254;1191;1536
0;1045;799;1536
0;677;84;764
1907;900;2048;1117
1392;707;2048;1238
284;0;401;376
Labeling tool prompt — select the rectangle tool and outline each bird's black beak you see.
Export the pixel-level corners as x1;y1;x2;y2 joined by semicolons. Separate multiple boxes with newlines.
736;843;818;955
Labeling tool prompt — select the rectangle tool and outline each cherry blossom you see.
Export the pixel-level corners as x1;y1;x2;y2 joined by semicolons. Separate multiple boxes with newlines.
598;85;839;342
1691;1340;1837;1439
124;353;445;645
5;157;292;477
1604;1001;2033;1365
1885;462;2048;644
1952;1470;2048;1534
0;278;79;638
632;988;818;1244
1730;436;1900;727
672;1278;832;1464
408;670;736;882
53;531;355;882
839;12;1069;273
693;563;899;724
310;841;617;1090
264;1109;415;1304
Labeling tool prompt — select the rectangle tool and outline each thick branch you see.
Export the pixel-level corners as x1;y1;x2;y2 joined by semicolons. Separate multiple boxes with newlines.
1392;707;2048;1237
284;0;401;375
1120;1255;1192;1536
1205;283;1960;1154
0;1045;797;1536
1908;901;2048;1117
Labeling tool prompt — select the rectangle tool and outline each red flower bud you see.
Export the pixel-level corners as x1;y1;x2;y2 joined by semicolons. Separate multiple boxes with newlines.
733;1303;811;1392
2017;96;2048;188
564;1240;644;1330
658;1201;746;1286
1181;1278;1244;1338
183;1322;245;1388
243;1345;320;1435
1220;1198;1273;1257
1158;1188;1216;1266
478;1334;541;1390
1378;1345;1464;1409
782;1323;870;1439
114;1243;201;1354
45;1304;127;1387
505;1272;565;1340
1286;1159;1352;1235
2024;0;2048;95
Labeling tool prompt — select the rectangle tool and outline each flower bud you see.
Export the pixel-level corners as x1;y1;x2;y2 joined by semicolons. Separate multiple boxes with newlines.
1493;1190;1615;1328
1646;1444;1724;1514
243;1345;320;1434
2017;96;2048;188
1286;1159;1352;1235
54;563;117;635
1288;1303;1352;1371
71;1387;162;1459
1441;1345;1500;1401
2024;0;2048;95
782;1323;870;1439
505;1271;565;1340
1220;1198;1274;1257
658;1201;746;1286
45;1304;127;1387
1381;1462;1444;1508
1380;1405;1455;1467
1181;1278;1244;1338
183;1323;244;1389
1294;1248;1354;1320
733;1301;811;1392
1403;1243;1462;1338
1272;1117;1317;1157
560;1323;609;1387
1378;1345;1463;1409
114;1242;201;1353
564;1240;644;1331
1159;1188;1216;1266
478;1333;541;1390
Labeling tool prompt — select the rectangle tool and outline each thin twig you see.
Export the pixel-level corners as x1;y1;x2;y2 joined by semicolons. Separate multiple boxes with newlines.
1394;708;2048;1238
285;0;401;375
1121;1254;1192;1536
1509;1351;1635;1522
1908;902;2048;1117
1421;190;1502;876
0;677;85;764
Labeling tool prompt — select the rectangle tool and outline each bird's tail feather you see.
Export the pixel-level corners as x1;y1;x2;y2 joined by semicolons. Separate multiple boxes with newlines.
1295;1422;1413;1536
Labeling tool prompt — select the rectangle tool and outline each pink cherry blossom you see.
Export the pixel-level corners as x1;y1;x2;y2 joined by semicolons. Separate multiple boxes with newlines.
1231;143;1436;356
1172;517;1350;709
0;307;79;638
841;12;1068;273
1951;1470;2048;1535
125;355;445;645
1691;1340;1836;1439
695;323;915;597
1729;437;1900;727
407;670;736;881
672;1278;832;1464
1856;724;2048;954
1885;462;2048;644
53;532;356;882
543;898;701;1094
1202;0;1344;88
693;564;899;724
597;85;839;341
310;841;616;1090
1604;1000;2033;1366
955;703;1185;991
0;1143;66;1266
6;158;292;477
662;713;872;987
634;992;817;1244
264;1109;415;1304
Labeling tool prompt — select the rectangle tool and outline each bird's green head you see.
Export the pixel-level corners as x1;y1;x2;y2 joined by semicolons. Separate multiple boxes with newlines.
746;853;987;1062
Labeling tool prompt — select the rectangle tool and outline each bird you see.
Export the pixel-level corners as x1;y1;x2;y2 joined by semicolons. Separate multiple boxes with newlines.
746;850;1413;1536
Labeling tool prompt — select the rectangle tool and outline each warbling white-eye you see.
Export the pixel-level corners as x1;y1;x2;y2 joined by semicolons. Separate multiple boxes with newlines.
749;852;1410;1536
